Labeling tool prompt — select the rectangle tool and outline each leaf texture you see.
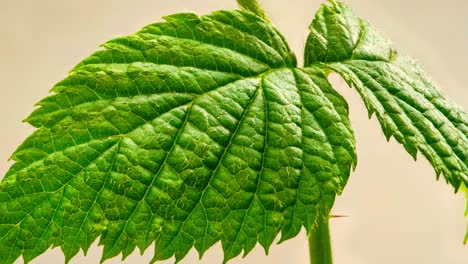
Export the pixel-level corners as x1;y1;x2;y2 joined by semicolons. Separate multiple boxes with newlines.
0;9;356;264
305;0;468;206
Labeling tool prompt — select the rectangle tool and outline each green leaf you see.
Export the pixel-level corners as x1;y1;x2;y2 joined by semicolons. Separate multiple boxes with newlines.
327;58;468;187
0;9;356;264
304;0;468;229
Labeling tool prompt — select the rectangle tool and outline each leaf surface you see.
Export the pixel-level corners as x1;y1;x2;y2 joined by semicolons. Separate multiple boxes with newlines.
305;0;468;212
0;9;356;264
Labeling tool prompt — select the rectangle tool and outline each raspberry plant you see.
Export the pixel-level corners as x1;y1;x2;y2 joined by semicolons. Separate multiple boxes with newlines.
0;0;466;263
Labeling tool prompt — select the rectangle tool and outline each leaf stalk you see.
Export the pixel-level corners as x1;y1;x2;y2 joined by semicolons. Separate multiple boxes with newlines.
308;216;333;264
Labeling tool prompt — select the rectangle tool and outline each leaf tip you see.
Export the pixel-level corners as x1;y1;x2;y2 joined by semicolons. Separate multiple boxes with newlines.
99;256;109;264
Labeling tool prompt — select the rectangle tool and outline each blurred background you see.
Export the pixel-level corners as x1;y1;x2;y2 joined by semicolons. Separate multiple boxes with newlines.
1;0;467;263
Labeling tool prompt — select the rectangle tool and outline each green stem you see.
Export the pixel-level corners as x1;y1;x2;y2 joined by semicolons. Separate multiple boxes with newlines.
236;0;271;22
308;216;333;264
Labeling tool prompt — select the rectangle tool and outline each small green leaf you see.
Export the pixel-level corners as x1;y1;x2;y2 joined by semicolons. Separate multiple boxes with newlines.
327;58;468;187
305;0;468;237
0;8;356;264
304;0;396;65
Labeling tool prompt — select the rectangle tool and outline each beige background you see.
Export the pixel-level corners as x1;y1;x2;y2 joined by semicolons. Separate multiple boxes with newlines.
1;0;467;263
